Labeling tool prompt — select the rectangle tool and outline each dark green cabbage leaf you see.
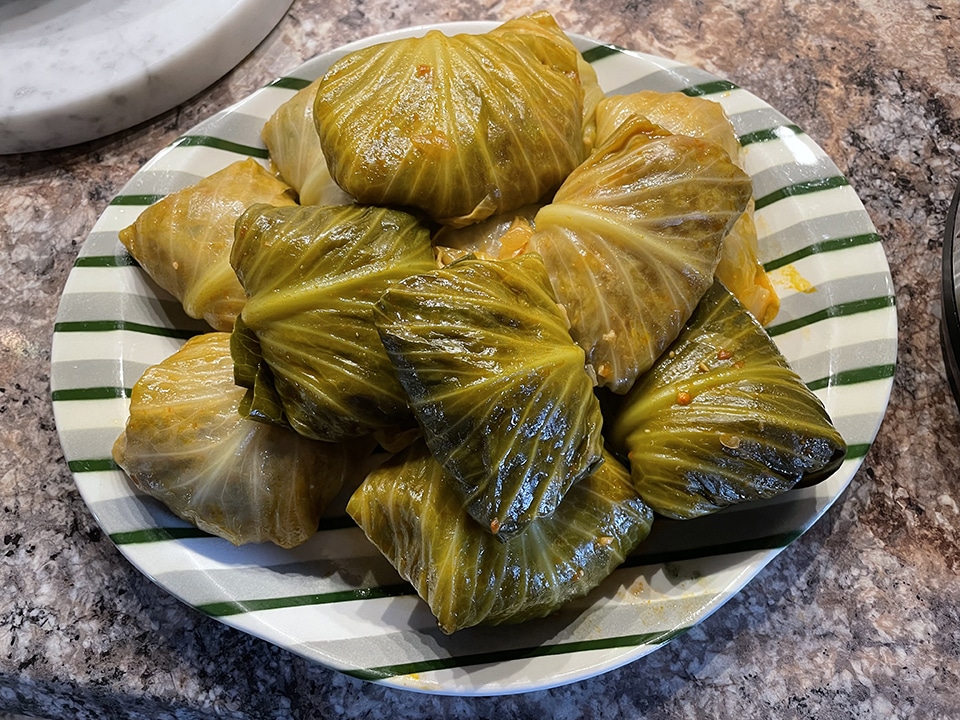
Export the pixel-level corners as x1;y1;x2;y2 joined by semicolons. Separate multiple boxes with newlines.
373;253;604;540
230;203;435;441
347;441;653;633
313;12;588;226
112;332;359;548
528;118;753;394
607;281;847;519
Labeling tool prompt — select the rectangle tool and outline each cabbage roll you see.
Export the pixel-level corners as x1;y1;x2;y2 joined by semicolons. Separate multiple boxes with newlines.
347;442;653;633
261;78;355;207
118;158;297;331
529;118;753;394
230;203;435;441
313;12;589;226
596;92;780;325
608;281;846;519
373;253;604;541
112;332;356;548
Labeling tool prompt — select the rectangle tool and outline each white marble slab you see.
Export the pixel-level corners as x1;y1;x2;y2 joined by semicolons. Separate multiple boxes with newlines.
0;0;293;154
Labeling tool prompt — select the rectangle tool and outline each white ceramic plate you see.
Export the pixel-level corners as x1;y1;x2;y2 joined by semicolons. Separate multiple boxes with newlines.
51;23;898;696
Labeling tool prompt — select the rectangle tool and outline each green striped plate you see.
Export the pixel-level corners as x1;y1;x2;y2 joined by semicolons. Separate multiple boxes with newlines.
50;22;897;696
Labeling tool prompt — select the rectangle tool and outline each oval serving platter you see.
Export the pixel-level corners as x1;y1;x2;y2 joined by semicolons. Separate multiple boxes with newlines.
50;22;897;696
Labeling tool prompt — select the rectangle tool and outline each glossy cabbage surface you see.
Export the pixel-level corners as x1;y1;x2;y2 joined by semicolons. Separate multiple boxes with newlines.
230;203;435;441
596;91;743;163
374;253;604;540
597;91;780;325
529;118;753;393
118;158;297;331
112;332;355;548
347;442;653;633
313;12;588;226
608;281;846;519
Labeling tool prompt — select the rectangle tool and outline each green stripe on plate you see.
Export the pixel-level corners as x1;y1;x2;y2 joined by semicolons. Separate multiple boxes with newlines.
53;320;201;339
626;530;801;568
74;255;138;268
739;124;804;147
182;530;803;618
68;458;119;473
110;527;213;544
845;443;872;459
51;386;131;401
346;627;690;682
107;516;356;546
763;233;882;272
765;295;896;337
581;44;625;63
198;583;415;617
110;194;164;207
805;364;897;392
754;176;850;211
172;135;269;158
683;79;739;97
267;76;314;91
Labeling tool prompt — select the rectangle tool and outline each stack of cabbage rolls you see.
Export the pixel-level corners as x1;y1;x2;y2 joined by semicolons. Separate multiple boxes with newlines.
112;12;844;634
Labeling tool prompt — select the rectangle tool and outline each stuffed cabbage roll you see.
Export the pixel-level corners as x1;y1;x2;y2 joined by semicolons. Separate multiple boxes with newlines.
596;92;780;325
118;158;297;331
607;281;846;519
112;332;357;548
230;203;434;441
347;442;653;633
529;118;753;393
313;12;589;226
374;253;604;541
261;78;355;207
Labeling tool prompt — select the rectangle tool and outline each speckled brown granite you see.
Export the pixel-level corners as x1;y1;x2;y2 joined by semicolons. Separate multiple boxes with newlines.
1;1;958;718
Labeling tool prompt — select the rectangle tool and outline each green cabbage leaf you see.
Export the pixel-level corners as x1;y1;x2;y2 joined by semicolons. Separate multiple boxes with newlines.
374;253;604;540
596;91;780;326
117;158;297;331
607;281;847;519
347;442;653;633
261;78;355;207
112;332;358;548
314;13;588;226
230;203;435;441
528;117;753;393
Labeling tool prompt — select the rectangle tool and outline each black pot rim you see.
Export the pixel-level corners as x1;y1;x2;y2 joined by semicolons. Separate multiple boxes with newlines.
941;181;960;410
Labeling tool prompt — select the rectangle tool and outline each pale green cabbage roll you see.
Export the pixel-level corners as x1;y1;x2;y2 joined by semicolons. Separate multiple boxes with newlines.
112;332;358;548
118;158;297;331
528;116;753;393
261;78;355;207
596;91;780;325
314;12;590;226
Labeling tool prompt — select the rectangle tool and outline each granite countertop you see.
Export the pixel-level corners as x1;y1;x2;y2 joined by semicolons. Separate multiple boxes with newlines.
1;1;958;718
